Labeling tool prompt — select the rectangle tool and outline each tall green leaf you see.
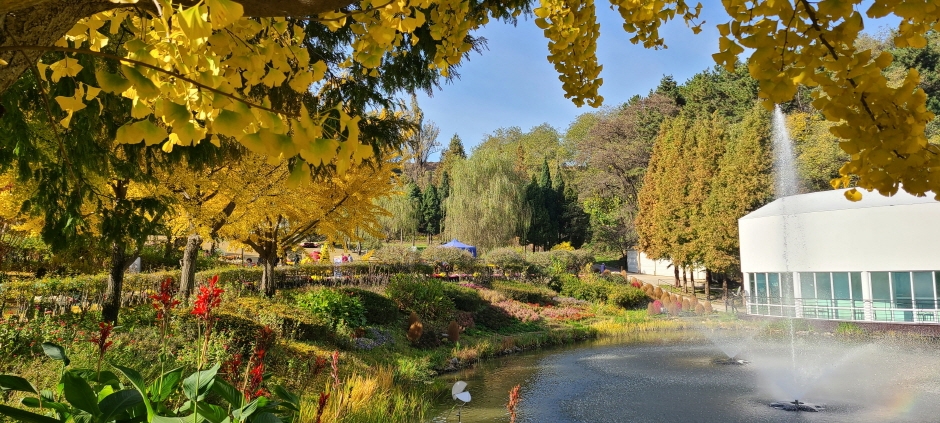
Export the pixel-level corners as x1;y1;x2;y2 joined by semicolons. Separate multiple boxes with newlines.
40;343;70;366
98;390;143;422
0;375;38;394
148;367;184;403
112;364;154;420
181;364;219;402
62;371;100;417
0;403;61;423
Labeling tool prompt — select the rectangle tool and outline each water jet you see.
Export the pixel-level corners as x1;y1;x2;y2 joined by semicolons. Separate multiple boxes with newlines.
769;399;824;412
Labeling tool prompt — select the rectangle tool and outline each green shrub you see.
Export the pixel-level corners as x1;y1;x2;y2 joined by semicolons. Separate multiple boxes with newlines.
420;246;476;271
220;295;331;342
560;277;609;303
385;274;456;324
296;287;367;331
341;287;401;325
373;244;421;265
442;283;485;312
607;285;648;309
492;280;556;305
475;304;515;330
485;248;527;272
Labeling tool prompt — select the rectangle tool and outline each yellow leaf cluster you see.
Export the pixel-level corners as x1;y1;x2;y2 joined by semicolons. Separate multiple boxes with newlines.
534;0;603;107
42;1;371;172
706;0;940;199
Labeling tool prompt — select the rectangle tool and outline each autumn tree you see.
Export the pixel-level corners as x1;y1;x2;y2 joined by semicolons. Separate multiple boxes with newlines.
700;105;774;296
403;95;441;185
572;93;678;264
4;1;940;200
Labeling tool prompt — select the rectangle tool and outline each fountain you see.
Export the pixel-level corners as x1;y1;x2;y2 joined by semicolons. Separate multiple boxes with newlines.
772;105;800;198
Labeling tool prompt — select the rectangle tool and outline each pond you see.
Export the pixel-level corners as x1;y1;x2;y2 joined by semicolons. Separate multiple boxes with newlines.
431;326;940;422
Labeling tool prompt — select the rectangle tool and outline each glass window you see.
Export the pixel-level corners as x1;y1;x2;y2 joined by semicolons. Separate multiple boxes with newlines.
833;273;850;300
850;272;862;300
892;272;913;307
781;273;794;304
756;273;767;299
816;272;832;300
768;273;780;300
913;272;935;310
871;272;891;302
800;272;816;299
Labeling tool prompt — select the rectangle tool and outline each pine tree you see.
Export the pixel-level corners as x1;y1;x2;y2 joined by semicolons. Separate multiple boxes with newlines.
407;182;424;235
422;184;442;235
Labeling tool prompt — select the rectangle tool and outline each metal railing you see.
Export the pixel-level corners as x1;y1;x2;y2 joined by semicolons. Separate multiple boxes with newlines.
746;297;940;324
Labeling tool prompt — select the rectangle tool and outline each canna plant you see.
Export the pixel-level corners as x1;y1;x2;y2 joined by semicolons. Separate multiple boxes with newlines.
0;275;302;423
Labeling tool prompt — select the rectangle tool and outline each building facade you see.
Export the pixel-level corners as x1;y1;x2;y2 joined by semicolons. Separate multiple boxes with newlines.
738;189;940;324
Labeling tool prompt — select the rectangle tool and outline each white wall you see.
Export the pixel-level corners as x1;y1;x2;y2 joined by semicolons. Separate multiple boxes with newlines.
740;202;940;273
629;250;707;279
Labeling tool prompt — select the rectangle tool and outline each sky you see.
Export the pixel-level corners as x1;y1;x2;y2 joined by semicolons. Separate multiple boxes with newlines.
415;4;901;160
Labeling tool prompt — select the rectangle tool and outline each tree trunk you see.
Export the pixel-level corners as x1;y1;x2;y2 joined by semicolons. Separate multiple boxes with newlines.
102;241;126;324
690;271;696;294
722;275;728;302
705;268;712;299
179;233;202;302
682;268;689;293
259;253;276;296
673;265;680;288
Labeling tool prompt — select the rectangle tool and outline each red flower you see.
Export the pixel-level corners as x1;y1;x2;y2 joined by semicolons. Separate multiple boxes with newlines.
150;277;180;320
191;275;224;320
315;391;330;423
89;322;114;356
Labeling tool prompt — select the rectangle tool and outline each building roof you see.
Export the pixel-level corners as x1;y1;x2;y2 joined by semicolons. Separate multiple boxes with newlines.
740;188;939;220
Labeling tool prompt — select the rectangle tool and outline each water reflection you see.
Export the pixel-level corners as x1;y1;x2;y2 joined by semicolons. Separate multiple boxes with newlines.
432;330;940;422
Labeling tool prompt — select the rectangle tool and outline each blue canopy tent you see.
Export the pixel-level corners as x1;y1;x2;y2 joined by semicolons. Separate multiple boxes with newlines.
441;239;477;257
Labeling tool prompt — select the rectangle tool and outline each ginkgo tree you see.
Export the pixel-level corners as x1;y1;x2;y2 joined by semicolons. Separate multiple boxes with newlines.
2;0;940;202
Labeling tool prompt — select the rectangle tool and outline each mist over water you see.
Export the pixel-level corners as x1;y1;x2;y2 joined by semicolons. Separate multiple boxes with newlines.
772;105;800;198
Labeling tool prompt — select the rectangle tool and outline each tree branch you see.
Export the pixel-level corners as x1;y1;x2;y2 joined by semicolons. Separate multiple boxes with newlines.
0;44;299;118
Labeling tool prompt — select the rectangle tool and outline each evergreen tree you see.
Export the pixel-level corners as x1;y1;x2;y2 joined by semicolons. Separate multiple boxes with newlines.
560;180;590;248
422;184;442;235
439;171;451;200
524;175;550;250
407;182;424;233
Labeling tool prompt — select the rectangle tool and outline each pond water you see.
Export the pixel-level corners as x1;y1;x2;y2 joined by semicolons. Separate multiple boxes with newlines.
431;328;940;422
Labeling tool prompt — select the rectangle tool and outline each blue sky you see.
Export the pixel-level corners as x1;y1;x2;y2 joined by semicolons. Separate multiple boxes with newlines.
416;4;900;159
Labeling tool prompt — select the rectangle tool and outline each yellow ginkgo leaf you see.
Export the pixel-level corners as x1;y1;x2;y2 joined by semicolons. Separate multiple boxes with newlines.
213;109;249;138
844;188;863;202
49;58;83;82
300;138;339;166
95;69;132;93
287;160;311;188
121;65;160;99
261;69;286;88
207;0;244;29
178;3;213;45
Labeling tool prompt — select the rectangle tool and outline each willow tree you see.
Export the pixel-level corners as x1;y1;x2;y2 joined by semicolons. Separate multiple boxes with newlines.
375;188;419;243
444;150;526;250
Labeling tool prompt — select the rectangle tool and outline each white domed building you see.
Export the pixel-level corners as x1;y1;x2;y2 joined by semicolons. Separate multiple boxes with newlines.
738;188;940;324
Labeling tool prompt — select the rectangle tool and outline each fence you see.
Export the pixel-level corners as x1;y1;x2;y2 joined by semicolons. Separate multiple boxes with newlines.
0;262;461;319
746;296;940;324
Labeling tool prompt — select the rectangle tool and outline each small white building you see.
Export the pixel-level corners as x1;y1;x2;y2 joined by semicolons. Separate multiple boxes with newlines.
626;250;706;280
739;188;940;324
